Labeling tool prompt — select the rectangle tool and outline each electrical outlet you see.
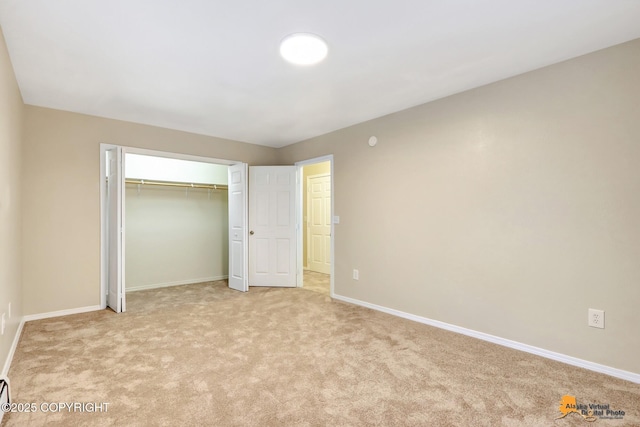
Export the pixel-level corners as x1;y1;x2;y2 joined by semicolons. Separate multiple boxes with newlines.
353;269;359;280
588;309;605;329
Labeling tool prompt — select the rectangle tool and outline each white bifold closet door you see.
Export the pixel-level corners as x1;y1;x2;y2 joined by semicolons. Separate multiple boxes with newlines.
228;163;248;292
106;147;125;313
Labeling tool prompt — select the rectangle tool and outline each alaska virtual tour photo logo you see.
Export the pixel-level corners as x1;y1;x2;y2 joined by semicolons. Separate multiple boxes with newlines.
556;395;626;422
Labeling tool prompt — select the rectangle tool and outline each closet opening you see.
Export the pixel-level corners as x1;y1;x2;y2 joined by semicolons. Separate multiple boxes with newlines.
124;153;229;297
100;145;243;312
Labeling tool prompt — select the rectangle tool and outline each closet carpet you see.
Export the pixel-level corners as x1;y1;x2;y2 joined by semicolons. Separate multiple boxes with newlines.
3;281;639;426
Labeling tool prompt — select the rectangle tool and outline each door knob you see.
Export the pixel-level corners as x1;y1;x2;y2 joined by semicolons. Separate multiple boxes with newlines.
250;231;254;235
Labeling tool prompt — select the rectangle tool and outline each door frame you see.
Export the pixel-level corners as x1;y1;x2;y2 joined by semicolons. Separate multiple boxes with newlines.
295;155;335;297
99;144;244;309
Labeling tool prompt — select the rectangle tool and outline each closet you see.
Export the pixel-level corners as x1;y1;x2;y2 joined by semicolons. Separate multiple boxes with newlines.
124;154;229;292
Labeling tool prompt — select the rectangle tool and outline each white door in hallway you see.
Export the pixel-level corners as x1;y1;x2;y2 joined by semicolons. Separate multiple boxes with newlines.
307;174;331;274
249;166;297;287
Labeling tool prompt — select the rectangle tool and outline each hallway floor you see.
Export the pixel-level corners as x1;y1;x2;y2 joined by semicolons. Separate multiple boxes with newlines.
302;270;330;295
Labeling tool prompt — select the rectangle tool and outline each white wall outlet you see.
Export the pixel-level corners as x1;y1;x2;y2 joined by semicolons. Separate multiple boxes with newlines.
1;313;5;335
353;269;359;280
588;308;605;329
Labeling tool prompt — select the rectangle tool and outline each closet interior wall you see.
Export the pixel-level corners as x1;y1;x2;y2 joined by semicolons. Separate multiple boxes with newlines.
125;160;229;292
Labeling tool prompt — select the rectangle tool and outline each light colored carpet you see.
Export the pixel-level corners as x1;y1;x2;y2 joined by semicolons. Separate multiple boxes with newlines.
3;281;639;426
302;270;330;296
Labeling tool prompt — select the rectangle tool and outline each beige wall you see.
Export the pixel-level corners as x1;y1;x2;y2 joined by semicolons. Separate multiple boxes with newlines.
279;39;640;374
0;27;24;373
22;106;278;315
302;161;330;268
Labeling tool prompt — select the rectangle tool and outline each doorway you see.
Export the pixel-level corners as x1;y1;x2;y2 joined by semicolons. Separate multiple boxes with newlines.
124;153;229;293
100;145;243;312
297;157;333;297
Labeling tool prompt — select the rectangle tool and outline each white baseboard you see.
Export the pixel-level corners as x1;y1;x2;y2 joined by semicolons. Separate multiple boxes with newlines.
22;305;103;323
332;294;640;384
2;319;25;377
126;276;228;293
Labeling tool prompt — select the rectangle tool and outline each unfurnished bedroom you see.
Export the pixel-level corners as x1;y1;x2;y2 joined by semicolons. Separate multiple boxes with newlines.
1;1;639;425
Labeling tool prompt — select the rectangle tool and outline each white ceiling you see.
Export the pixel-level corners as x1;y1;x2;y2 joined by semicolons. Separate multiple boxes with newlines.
1;1;639;148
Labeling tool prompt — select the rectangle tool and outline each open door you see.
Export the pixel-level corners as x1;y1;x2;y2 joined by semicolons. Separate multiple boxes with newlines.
249;166;297;287
106;147;126;312
228;163;248;292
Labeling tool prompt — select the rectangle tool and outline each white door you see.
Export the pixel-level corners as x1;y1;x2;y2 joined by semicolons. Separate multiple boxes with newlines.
249;166;297;287
228;163;248;292
307;174;331;274
106;147;125;312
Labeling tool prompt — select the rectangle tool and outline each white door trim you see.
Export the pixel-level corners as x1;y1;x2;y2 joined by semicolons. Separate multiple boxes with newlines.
295;155;334;297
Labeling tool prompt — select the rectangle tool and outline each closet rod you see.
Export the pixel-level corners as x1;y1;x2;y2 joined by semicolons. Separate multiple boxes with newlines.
125;178;228;191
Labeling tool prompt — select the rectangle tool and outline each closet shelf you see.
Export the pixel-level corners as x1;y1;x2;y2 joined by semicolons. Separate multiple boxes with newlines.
125;178;228;190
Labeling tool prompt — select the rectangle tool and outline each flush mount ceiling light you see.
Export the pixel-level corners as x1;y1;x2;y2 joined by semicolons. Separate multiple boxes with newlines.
279;33;328;65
